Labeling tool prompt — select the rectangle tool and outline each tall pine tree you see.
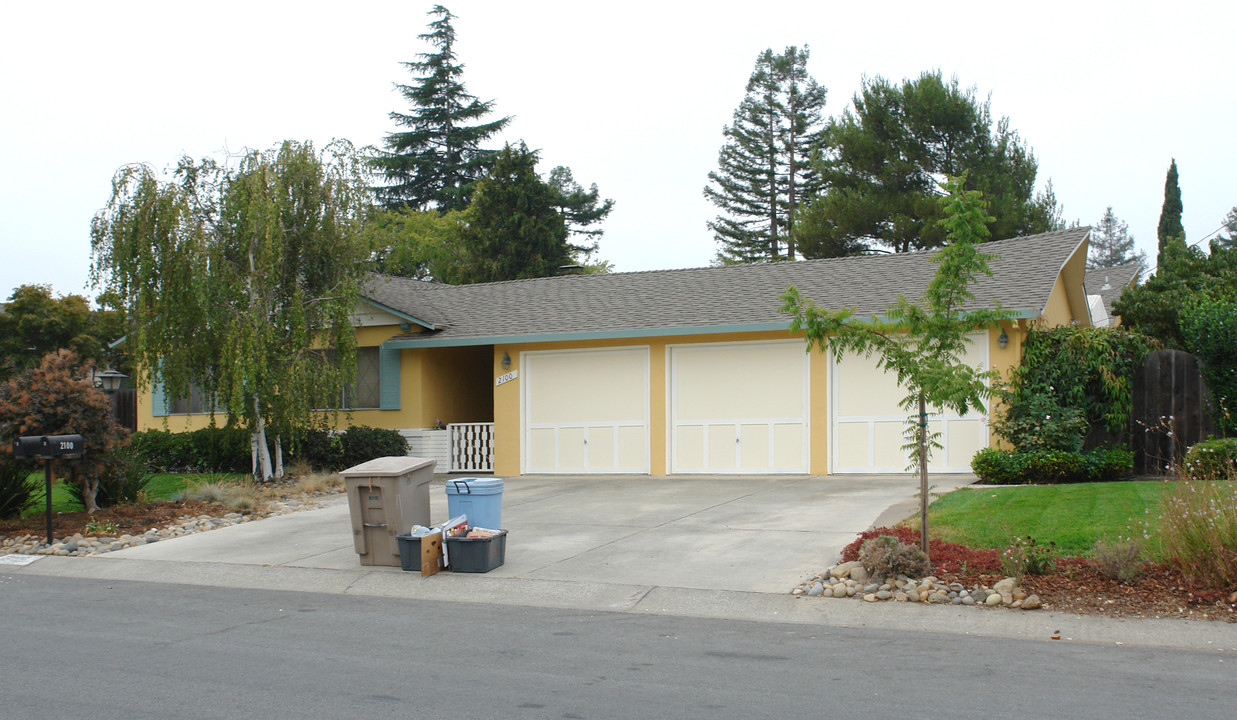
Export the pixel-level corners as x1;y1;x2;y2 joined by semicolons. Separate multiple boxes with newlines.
373;5;511;212
704;46;826;264
1156;158;1185;266
1088;206;1147;272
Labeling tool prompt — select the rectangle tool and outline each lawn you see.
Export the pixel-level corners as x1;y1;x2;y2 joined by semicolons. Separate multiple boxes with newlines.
20;471;250;516
924;480;1169;556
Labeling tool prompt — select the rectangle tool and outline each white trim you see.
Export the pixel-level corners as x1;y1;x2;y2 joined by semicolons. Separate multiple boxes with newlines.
666;339;810;474
828;332;990;474
520;346;650;474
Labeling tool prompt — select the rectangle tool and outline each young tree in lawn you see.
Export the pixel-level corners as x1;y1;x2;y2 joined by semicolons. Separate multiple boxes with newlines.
1157;159;1185;267
373;4;511;212
797;71;1059;257
781;176;1011;560
704;46;827;263
0;350;121;513
90;140;371;481
1088;206;1147;273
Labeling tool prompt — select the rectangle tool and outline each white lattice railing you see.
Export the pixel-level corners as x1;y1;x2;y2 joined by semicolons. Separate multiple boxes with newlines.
449;422;495;472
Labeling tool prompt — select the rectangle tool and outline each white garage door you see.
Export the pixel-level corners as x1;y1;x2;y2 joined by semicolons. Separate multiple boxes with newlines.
523;348;649;473
830;334;988;473
670;341;809;474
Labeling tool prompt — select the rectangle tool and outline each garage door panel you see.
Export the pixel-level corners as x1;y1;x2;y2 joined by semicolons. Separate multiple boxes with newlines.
707;425;737;470
674;425;704;470
946;419;983;469
528;428;557;470
558;427;586;469
739;424;769;470
771;423;803;469
873;421;907;471
674;345;804;419
617;426;646;470
587;427;615;470
835;424;870;469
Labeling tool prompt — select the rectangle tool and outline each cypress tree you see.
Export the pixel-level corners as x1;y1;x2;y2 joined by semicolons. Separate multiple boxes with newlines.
704;47;826;264
1156;158;1185;266
373;5;511;212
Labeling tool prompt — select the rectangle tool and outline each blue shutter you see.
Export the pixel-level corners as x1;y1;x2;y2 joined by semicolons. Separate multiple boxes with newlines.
379;345;401;410
151;376;168;417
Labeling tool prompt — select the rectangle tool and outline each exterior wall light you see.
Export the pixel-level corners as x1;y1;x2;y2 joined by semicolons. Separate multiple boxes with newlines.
501;352;511;370
997;329;1009;349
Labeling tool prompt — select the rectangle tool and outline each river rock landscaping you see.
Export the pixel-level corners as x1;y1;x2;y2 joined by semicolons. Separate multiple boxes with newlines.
0;486;336;558
794;560;1043;609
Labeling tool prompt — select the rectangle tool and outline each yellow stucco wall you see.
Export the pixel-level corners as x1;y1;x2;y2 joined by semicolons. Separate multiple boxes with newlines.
136;324;492;434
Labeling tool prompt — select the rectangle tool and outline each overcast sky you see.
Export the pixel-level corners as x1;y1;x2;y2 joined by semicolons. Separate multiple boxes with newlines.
2;0;1234;302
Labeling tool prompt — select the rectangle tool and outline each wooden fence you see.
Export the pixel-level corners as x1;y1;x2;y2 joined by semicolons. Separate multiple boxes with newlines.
1130;349;1216;475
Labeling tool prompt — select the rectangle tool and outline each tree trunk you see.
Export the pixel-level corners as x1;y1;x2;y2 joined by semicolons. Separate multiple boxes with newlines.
252;396;273;482
76;467;100;514
274;435;284;479
918;393;930;562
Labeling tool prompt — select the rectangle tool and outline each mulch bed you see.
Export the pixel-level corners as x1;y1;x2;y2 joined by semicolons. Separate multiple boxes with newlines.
0;499;238;540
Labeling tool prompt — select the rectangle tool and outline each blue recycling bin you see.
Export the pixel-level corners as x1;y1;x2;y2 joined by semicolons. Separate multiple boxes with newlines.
445;477;504;530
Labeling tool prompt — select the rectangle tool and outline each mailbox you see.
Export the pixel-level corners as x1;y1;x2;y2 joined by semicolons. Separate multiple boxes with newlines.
13;434;85;459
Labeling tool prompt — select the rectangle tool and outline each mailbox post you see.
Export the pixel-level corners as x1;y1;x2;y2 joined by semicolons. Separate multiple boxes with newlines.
13;434;85;546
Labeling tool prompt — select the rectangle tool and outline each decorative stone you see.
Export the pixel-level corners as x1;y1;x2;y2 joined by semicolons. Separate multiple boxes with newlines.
876;590;892;600
985;593;1003;606
807;583;823;597
928;592;950;604
893;592;909;602
1013;587;1028;602
961;596;976;605
831;561;860;579
993;577;1017;604
1022;595;1042;610
849;566;870;584
863;593;878;602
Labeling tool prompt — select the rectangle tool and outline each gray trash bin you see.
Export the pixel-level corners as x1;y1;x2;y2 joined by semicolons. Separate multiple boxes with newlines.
341;456;436;567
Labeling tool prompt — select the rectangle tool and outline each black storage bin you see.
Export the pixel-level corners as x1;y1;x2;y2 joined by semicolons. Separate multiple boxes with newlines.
446;530;508;573
396;534;422;571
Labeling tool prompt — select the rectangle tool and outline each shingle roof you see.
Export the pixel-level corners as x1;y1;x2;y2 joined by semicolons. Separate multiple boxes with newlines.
365;227;1090;347
1084;263;1141;314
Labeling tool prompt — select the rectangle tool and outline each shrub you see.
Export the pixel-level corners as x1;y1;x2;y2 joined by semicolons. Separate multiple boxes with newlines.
840;526;1002;575
1090;537;1144;582
993;326;1157;451
0;350;124;512
1000;536;1056;578
0;458;37;520
67;441;151;509
971;447;1133;484
337;426;409;469
1183;437;1237;479
1155;471;1237;589
858;535;930;578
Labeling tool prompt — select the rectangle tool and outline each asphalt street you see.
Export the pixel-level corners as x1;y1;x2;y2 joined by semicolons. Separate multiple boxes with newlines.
3;574;1234;720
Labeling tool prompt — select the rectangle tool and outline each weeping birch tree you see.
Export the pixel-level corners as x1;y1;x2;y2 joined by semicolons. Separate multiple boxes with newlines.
781;176;1012;562
90;140;371;480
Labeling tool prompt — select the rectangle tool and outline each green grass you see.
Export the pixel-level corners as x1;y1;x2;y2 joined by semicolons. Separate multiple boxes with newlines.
19;471;250;515
925;481;1167;556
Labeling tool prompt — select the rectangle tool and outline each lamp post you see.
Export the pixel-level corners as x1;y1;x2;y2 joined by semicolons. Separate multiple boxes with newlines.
95;369;128;421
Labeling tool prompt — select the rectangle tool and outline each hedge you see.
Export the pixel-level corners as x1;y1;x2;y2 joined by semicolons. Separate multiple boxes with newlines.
1183;437;1237;479
971;447;1134;484
133;426;409;474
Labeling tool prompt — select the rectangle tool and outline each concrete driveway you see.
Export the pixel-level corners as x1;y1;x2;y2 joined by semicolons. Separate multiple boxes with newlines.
108;474;965;594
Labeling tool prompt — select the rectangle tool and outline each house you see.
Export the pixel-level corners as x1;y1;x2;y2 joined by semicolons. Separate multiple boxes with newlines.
1084;263;1142;327
139;227;1093;476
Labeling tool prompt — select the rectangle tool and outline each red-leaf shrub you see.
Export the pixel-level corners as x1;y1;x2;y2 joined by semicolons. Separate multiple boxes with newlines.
840;526;1002;575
